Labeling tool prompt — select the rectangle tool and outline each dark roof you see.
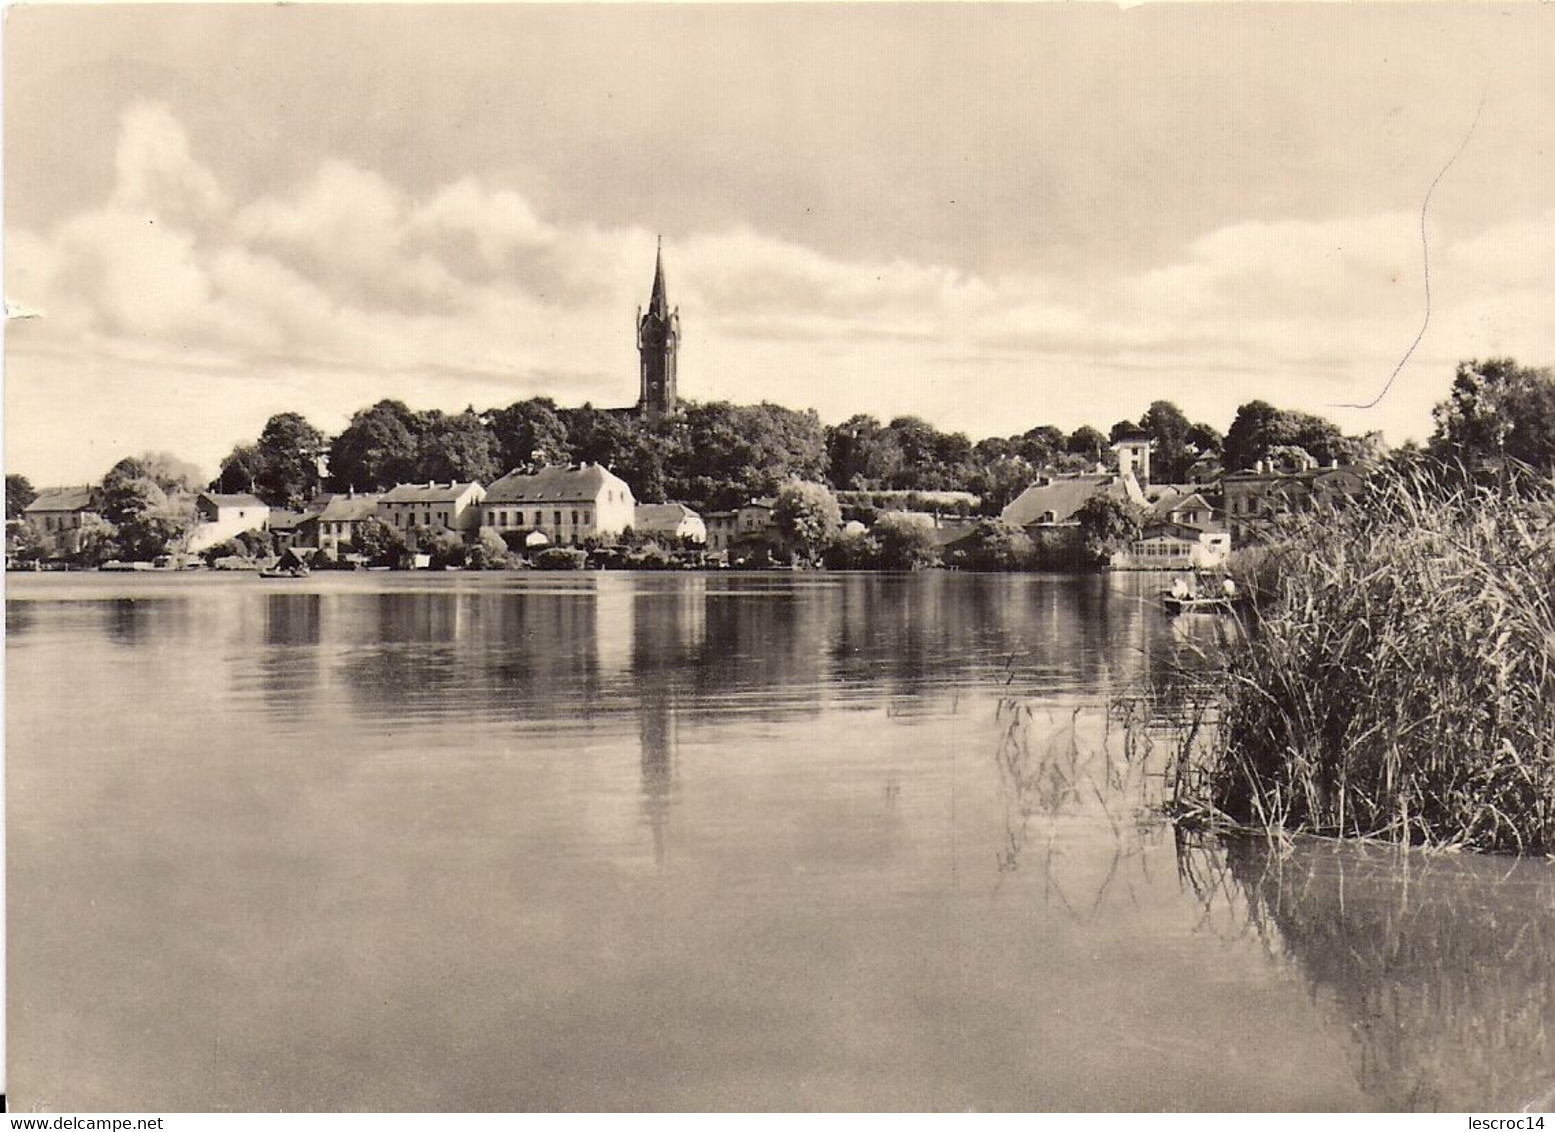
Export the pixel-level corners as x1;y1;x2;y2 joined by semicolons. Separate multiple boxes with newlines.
1001;474;1119;527
25;486;96;513
266;509;308;531
1144;486;1210;517
380;481;482;504
316;493;383;522
634;503;700;530
484;464;628;504
199;492;265;509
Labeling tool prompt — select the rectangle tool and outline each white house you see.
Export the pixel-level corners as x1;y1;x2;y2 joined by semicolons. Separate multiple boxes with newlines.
480;463;636;545
633;502;707;544
378;481;486;537
188;492;270;552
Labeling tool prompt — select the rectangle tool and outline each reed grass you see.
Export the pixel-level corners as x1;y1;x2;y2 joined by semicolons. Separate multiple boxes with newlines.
1175;464;1555;854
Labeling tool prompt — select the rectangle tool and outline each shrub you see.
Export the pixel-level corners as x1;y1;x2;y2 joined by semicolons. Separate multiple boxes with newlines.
351;517;406;566
426;530;469;570
872;513;940;570
536;547;589;570
822;528;880;569
466;528;514;570
952;519;1034;571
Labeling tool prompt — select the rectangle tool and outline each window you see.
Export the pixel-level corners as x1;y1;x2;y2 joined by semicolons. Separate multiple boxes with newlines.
571;510;579;526
582;510;591;525
554;511;562;527
534;511;542;527
499;512;508;528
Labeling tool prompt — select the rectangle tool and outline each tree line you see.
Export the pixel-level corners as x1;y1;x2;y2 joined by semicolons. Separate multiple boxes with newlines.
8;358;1552;567
196;393;1392;517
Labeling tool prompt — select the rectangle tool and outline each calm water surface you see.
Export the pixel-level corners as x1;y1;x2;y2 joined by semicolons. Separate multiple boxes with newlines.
7;572;1553;1111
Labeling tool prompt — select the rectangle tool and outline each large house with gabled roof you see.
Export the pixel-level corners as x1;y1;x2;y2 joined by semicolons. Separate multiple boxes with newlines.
22;486;101;557
378;481;485;537
481;463;636;545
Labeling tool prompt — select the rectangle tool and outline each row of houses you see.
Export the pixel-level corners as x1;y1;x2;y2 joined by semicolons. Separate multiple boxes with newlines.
20;442;1370;568
17;464;710;560
997;437;1370;569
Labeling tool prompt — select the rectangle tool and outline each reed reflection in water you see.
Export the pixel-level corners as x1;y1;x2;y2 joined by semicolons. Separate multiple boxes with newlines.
1178;832;1555;1113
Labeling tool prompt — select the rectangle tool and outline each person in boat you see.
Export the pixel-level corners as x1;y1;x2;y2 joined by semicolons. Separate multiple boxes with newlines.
1169;576;1192;600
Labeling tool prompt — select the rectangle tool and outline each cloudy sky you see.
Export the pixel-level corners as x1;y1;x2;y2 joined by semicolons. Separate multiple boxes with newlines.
6;4;1553;486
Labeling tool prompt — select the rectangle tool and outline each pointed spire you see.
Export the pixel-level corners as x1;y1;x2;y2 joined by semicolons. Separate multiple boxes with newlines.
648;236;669;319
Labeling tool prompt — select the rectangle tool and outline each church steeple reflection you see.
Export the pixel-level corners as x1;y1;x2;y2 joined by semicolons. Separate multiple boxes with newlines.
638;691;676;866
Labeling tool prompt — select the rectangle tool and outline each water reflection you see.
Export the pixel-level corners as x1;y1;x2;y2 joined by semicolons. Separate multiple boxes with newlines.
105;597;150;646
1178;832;1555;1112
258;594;323;720
991;697;1159;919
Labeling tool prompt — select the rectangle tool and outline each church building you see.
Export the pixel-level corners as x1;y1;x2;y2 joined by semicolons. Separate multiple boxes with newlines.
635;240;680;420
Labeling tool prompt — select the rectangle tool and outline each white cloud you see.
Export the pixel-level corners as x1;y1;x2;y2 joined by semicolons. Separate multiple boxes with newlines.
6;101;1554;485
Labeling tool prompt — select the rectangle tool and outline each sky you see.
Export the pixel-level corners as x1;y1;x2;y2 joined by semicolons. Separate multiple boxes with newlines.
5;3;1554;487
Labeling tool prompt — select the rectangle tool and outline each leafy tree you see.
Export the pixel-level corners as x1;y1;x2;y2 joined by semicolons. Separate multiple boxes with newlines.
1074;493;1145;564
1067;426;1108;464
1223;401;1352;471
6;474;36;520
115;505;192;561
951;520;1034;571
133;451;204;493
200;537;246;565
872;513;940;570
1223;402;1285;471
425;529;469;570
70;521;119;568
826;415;903;489
1014;425;1066;468
328;400;422;491
772;479;841;565
967;456;1034;516
1265;444;1317;472
416;408;500;485
1186;422;1224;455
882;416;975;490
1141;400;1192;481
465;528;515;570
97;458;168;526
670;402;828;510
822;527;880;569
615;425;672;503
213;443;265;495
1430;358;1555;472
351;517;406;566
1108;419;1142;443
488;398;571;473
220;413;328;509
560;405;636;470
10;522;49;564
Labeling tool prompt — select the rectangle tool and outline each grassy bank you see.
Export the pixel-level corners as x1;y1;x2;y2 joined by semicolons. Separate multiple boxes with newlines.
1174;466;1555;854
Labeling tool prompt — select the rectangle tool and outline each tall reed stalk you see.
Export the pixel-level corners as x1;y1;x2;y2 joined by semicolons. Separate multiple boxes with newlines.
1178;464;1555;854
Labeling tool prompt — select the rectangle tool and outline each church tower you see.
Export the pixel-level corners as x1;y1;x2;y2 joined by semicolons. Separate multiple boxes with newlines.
636;239;679;420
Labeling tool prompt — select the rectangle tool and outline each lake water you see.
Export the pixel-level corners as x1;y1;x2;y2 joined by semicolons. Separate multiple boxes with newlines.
7;571;1553;1112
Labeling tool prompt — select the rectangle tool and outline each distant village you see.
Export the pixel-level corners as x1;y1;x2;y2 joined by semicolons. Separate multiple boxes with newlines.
8;247;1380;575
